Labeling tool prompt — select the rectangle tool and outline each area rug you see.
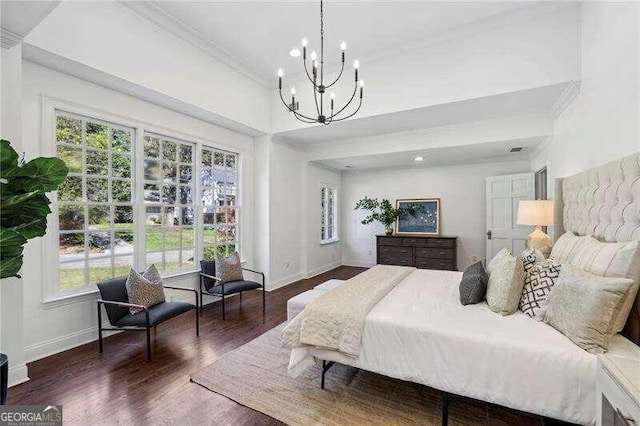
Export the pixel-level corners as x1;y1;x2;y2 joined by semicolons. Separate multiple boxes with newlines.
190;323;541;425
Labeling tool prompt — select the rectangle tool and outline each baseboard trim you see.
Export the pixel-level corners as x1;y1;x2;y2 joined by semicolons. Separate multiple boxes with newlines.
8;363;29;388
305;261;342;279
342;259;375;268
268;271;306;291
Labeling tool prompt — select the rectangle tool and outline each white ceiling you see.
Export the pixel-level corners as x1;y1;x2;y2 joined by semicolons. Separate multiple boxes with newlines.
316;137;544;171
148;1;525;82
0;1;60;37
277;82;570;145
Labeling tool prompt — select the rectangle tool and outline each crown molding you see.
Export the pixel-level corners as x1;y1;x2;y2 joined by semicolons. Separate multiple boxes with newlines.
550;80;581;118
120;1;269;88
1;28;23;50
288;2;579;83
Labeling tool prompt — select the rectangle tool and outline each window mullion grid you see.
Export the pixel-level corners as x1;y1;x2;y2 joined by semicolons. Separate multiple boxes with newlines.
194;143;203;265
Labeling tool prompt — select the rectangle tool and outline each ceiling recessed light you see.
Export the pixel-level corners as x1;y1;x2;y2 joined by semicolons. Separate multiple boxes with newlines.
289;48;301;57
414;156;424;162
510;147;524;153
344;165;353;169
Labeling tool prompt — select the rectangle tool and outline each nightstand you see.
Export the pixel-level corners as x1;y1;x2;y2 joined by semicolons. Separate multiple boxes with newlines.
597;353;640;425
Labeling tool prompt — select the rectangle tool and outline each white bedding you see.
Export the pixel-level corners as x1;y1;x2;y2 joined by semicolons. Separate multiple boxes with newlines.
289;269;640;425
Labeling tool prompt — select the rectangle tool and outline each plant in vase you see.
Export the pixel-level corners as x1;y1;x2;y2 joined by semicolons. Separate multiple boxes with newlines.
354;197;419;235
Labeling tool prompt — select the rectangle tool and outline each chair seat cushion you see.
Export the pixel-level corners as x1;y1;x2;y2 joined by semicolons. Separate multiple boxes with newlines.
205;280;261;295
116;301;195;327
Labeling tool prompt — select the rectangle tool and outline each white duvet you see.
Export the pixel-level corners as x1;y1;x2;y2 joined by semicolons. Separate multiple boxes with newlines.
289;269;639;425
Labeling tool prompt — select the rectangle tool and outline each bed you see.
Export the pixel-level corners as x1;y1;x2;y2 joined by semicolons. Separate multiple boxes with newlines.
286;151;640;425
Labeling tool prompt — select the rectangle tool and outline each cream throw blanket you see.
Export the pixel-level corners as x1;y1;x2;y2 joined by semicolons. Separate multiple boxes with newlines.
282;265;415;358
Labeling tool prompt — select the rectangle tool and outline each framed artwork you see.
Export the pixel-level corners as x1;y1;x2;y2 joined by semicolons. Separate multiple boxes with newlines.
395;198;441;235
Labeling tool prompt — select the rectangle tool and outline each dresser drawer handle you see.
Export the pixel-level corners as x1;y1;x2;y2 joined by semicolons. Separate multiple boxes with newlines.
439;251;446;256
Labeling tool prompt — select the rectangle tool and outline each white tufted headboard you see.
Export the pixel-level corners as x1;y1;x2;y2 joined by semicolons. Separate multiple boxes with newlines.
554;151;640;344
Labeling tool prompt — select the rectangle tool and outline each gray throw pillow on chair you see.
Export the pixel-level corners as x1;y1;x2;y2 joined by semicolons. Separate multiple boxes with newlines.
459;261;488;305
216;252;244;284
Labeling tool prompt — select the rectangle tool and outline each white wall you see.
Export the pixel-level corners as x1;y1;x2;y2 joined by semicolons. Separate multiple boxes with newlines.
342;160;531;269
268;140;305;288
532;2;640;192
273;4;579;133
0;43;29;386
20;61;256;362
260;139;343;289
25;1;271;133
305;164;342;277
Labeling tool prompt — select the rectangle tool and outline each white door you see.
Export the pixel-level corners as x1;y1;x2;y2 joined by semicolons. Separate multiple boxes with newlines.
486;173;535;261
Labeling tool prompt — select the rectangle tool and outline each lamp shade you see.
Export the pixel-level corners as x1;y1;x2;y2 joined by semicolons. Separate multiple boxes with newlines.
517;200;554;226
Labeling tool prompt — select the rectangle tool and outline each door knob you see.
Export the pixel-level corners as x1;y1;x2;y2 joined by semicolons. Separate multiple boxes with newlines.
486;230;492;240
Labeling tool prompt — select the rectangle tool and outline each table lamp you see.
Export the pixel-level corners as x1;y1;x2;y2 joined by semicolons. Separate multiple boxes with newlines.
517;200;554;257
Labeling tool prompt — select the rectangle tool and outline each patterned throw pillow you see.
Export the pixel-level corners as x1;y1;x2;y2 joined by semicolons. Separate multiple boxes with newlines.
125;265;165;314
519;259;561;318
519;247;545;274
216;252;244;284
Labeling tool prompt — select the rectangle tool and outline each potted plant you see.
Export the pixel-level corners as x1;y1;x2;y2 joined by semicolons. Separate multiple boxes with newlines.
354;197;419;235
0;139;68;402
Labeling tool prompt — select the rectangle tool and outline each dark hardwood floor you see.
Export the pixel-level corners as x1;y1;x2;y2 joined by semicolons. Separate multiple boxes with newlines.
9;266;551;425
9;266;365;425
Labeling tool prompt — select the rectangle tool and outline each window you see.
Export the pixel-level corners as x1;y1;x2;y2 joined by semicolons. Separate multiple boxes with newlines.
56;113;135;292
53;109;241;295
200;147;239;259
143;135;196;273
320;185;338;243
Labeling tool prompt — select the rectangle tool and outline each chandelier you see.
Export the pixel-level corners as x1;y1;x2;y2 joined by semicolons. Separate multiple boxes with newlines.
277;0;364;125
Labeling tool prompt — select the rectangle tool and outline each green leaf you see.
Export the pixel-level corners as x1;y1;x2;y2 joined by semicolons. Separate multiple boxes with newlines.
8;157;69;192
0;228;26;278
0;139;19;179
0;193;51;236
9;217;48;239
0;191;42;210
0;255;23;279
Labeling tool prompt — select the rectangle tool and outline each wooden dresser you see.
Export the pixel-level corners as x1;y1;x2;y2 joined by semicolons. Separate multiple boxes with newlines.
376;235;457;271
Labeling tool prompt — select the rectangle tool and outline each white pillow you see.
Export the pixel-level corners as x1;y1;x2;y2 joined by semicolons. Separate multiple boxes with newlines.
486;248;525;316
550;232;591;264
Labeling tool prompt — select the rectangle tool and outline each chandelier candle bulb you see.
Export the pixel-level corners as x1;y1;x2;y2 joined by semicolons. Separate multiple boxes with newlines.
341;41;347;50
302;38;308;47
311;50;317;61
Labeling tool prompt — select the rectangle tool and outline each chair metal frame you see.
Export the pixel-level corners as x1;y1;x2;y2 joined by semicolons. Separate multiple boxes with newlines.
97;285;199;362
199;267;265;320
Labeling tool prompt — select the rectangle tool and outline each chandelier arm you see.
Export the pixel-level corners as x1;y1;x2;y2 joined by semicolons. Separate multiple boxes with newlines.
303;57;319;88
325;61;345;89
294;111;319;124
328;95;362;122
328;79;358;119
278;87;317;122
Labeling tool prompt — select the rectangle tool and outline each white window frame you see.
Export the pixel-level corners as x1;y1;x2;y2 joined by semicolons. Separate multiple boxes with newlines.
320;184;338;245
41;97;243;305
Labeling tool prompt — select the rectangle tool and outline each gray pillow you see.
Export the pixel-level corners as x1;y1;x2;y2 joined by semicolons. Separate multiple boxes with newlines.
459;261;488;305
216;252;244;284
